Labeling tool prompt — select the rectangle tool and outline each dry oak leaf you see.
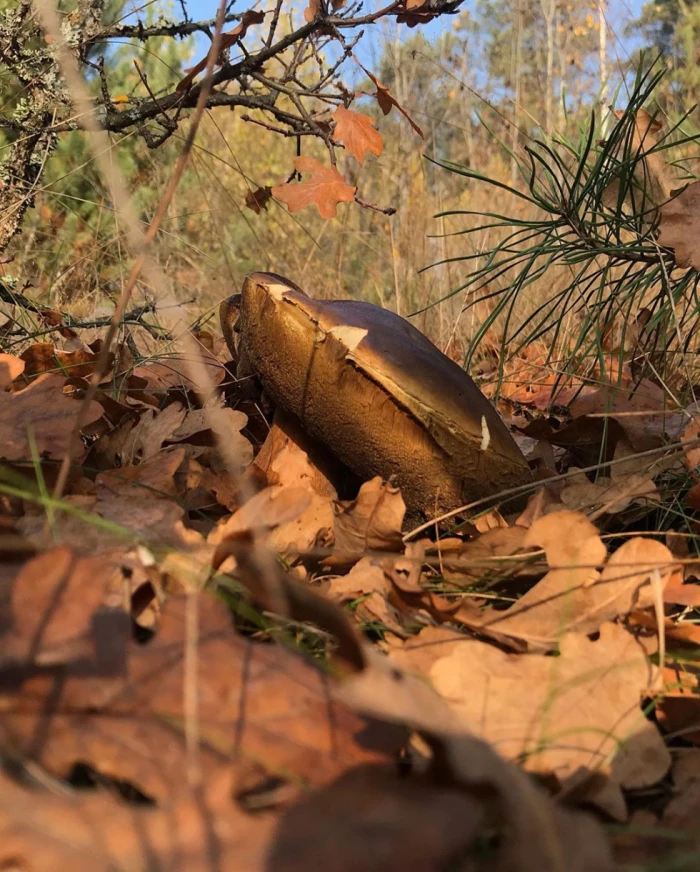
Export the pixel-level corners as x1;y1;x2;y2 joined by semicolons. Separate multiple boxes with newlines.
569;378;678;452
464;511;607;651
100;401;188;466
332;476;405;557
391;621;669;800
559;473;659;515
658;180;700;270
253;418;335;555
176;9;265;93
332;106;384;166
132;342;226;392
272;156;357;219
304;0;320;21
335;644;615;872
2;547;128;667
0;373;103;462
473;516;673;651
0;767;275;872
20;342;100;379
0;352;23;389
357;61;424;137
0;593;400;799
439;525;528;584
245;184;272;214
327;557;405;635
209;484;312;546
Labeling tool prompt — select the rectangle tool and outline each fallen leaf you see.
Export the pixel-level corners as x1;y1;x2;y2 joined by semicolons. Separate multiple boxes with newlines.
332;106;383;166
327;557;405;634
271;156;357;219
0;592;400;798
559;473;659;515
470;517;673;650
0;352;24;388
3;547;128;666
392;622;669;801
20;342;101;379
100;402;187;466
0;373;103;462
254;419;336;556
335;644;615;871
439;526;527;584
209;485;312;546
0;766;278;871
332;477;405;557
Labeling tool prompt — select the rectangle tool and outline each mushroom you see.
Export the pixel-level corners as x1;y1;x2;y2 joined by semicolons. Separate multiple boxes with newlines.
221;272;532;517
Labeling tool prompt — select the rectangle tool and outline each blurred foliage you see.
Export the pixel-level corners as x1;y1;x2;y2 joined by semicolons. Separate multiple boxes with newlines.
630;0;700;111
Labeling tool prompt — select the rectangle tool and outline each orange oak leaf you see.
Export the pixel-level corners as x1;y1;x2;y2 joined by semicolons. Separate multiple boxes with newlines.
271;156;356;219
332;106;383;166
304;0;321;22
356;61;424;137
176;10;265;93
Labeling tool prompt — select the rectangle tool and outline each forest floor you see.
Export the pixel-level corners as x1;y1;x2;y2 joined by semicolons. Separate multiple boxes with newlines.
1;299;700;871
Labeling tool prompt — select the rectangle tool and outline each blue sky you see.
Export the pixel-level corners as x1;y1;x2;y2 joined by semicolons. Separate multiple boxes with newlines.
124;0;649;66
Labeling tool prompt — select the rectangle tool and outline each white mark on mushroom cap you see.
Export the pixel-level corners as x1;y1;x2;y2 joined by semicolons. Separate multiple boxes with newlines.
480;415;491;451
265;282;292;301
328;325;369;351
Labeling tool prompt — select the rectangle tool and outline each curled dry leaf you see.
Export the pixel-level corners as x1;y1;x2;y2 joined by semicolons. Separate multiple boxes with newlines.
245;185;272;214
0;373;103;462
271;156;357;219
332;106;383;166
356;61;424;137
332;476;405;557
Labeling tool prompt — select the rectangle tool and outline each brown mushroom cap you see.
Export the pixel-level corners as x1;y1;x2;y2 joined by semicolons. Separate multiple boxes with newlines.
226;272;532;516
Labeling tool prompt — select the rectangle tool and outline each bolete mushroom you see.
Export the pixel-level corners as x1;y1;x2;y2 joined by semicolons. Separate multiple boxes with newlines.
221;272;532;516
